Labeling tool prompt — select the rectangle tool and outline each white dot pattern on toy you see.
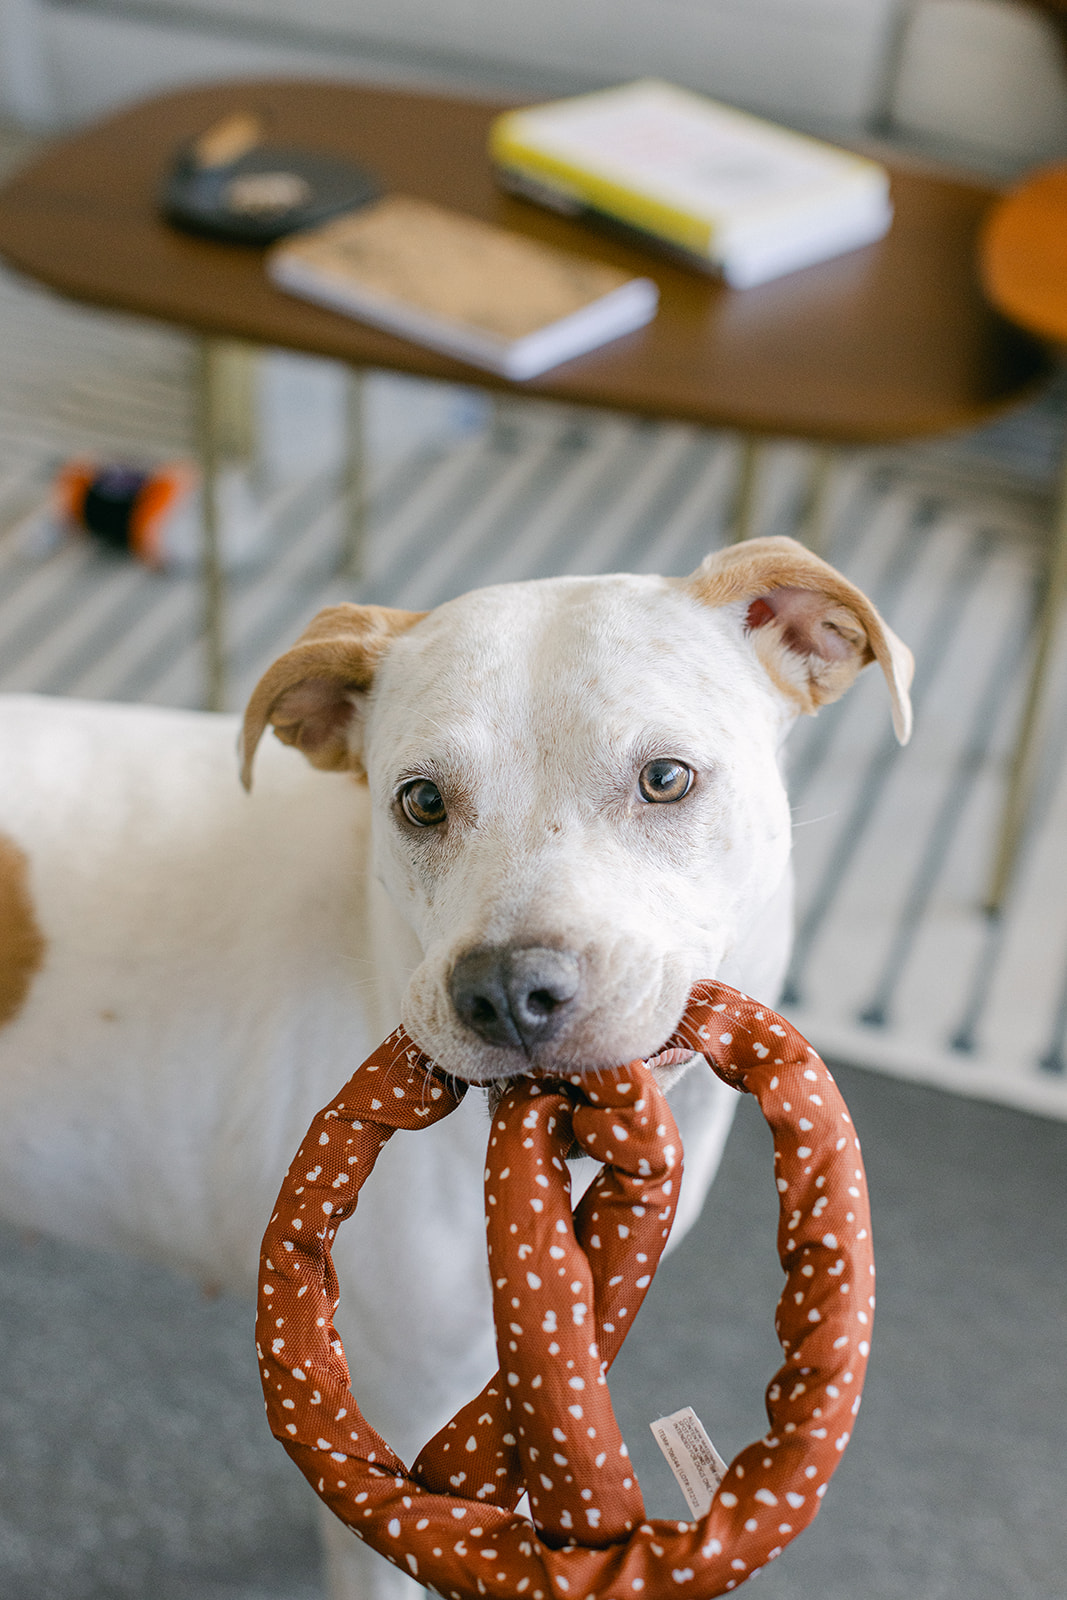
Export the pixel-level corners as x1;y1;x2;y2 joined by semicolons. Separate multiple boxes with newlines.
256;981;875;1600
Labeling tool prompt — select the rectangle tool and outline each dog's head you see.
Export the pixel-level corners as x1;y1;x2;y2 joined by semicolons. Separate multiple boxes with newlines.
241;537;911;1084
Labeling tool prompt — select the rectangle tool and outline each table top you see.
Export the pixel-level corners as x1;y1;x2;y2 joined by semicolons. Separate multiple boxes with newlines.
981;163;1067;347
0;79;1049;444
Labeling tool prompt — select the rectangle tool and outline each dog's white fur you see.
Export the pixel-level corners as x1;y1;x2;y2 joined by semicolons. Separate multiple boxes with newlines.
0;537;911;1600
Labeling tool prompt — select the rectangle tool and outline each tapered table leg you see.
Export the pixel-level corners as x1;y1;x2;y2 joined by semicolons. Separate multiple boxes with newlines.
194;337;259;711
196;338;227;713
730;435;763;542
798;445;835;556
340;366;367;579
986;450;1067;912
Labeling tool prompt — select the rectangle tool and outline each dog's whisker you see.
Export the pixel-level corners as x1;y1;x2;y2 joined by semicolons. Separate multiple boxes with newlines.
328;955;380;982
790;810;839;831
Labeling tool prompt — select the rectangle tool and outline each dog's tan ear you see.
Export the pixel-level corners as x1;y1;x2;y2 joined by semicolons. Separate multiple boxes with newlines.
240;604;426;788
683;535;913;742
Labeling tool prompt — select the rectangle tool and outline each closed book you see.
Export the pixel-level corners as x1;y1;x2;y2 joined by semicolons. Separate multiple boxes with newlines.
490;79;893;288
267;194;658;380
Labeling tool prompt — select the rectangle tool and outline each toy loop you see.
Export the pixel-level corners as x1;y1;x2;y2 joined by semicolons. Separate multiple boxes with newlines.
257;981;875;1598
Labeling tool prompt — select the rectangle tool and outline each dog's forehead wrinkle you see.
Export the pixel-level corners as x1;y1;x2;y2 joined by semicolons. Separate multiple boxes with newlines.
378;572;743;713
371;585;767;807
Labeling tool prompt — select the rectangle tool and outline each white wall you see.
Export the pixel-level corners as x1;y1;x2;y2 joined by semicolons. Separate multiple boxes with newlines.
890;0;1067;166
2;0;901;130
1;0;1064;173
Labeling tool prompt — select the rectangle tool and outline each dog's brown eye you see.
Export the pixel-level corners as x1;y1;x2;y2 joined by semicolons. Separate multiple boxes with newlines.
399;779;447;827
638;759;693;803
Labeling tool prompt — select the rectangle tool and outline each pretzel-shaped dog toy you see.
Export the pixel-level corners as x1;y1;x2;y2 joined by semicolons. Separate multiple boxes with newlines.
257;981;874;1597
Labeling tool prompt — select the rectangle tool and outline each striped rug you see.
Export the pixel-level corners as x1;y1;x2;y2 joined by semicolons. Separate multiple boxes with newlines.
1;252;1066;1122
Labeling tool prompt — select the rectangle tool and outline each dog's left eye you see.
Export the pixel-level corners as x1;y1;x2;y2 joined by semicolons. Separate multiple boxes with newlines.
399;779;447;827
638;759;693;803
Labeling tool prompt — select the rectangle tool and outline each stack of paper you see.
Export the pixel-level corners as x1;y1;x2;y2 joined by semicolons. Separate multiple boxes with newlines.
490;79;893;288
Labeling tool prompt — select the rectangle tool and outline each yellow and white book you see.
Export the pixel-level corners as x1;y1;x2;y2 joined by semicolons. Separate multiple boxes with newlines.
268;194;658;380
490;79;893;289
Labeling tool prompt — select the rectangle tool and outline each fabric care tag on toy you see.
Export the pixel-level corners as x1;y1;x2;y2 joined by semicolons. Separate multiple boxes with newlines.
650;1407;729;1517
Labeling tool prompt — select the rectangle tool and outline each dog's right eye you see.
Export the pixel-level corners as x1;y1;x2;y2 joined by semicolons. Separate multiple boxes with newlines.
638;758;693;803
399;779;447;827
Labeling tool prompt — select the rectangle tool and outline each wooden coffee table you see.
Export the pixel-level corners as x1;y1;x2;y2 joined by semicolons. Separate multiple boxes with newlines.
0;78;1048;706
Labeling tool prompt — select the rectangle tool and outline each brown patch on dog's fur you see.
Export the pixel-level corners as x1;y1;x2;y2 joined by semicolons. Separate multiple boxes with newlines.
0;832;46;1028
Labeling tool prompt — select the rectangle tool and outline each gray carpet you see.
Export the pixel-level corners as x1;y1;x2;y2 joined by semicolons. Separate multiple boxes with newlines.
2;1062;1064;1600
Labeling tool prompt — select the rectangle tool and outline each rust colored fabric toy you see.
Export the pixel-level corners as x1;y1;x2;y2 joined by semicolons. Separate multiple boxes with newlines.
257;981;874;1597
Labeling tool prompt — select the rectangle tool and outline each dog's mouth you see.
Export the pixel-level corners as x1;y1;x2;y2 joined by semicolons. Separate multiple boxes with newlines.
640;1045;697;1072
482;1044;698;1121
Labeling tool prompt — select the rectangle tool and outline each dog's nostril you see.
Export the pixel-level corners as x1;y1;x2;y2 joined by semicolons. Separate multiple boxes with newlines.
450;946;581;1052
526;987;561;1018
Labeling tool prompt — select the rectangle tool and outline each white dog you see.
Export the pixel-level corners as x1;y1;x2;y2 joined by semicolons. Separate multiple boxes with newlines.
0;535;910;1600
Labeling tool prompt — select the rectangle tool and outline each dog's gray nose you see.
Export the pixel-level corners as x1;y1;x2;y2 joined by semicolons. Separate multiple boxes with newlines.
449;946;581;1052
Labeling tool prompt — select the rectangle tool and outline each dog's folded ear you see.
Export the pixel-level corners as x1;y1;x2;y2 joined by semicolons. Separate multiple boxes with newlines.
240;604;426;788
683;535;914;742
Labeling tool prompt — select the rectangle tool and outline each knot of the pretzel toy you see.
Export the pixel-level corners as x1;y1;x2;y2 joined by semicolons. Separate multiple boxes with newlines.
410;1063;683;1548
257;981;875;1600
